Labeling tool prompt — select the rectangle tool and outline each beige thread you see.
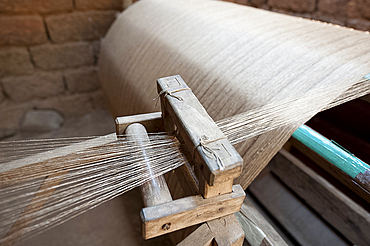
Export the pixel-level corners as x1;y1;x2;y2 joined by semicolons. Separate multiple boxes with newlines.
193;136;227;170
153;88;192;108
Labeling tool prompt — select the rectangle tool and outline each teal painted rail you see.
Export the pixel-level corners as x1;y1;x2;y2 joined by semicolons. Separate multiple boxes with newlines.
292;125;370;178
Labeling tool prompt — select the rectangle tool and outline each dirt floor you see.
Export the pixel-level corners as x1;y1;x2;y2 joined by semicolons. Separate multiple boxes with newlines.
8;110;173;246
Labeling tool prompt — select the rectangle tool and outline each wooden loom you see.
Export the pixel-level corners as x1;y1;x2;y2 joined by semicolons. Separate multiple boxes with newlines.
117;75;246;245
2;0;370;244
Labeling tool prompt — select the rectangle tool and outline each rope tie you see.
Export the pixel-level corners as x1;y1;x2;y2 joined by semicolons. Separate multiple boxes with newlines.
153;88;192;107
194;136;227;170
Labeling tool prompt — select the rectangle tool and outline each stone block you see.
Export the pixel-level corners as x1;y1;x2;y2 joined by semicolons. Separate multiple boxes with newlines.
268;0;316;12
64;66;100;93
33;93;94;117
356;0;370;20
347;0;362;19
0;0;73;14
251;0;267;7
30;42;94;69
45;11;117;43
20;109;64;132
0;47;34;77
2;71;64;102
347;18;370;31
76;0;122;10
0;102;32;131
317;0;348;18
0;15;47;45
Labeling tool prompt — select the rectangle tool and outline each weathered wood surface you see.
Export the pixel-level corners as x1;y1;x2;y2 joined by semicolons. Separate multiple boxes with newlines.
116;112;163;135
177;223;213;246
236;198;288;246
207;214;244;246
288;136;370;203
99;0;370;189
177;215;244;246
249;171;349;246
270;149;370;246
125;123;173;207
0;134;117;188
4;171;68;246
141;185;245;239
157;75;242;188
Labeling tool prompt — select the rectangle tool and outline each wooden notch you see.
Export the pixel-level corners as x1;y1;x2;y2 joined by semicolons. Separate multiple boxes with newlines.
157;75;242;187
141;184;245;239
115;112;163;135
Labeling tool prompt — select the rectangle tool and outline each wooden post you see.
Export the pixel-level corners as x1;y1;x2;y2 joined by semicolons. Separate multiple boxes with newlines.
125;123;173;207
157;75;243;198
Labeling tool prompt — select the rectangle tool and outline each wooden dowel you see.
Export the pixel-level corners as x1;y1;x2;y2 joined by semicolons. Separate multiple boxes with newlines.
125;123;172;207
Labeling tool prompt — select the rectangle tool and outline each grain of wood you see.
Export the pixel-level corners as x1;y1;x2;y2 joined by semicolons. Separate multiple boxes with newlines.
125;123;173;207
249;172;348;246
270;149;370;246
99;0;370;189
4;171;68;246
237;199;288;246
115;112;163;135
0;134;117;188
141;184;245;239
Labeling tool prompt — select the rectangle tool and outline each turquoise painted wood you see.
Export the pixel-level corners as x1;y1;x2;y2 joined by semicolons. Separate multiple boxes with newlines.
292;125;369;178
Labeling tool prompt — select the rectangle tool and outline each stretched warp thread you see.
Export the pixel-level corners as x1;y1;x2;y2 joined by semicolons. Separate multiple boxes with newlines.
1;0;370;243
1;73;369;244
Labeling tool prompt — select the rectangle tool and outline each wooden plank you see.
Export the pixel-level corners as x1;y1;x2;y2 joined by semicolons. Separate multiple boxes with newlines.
288;136;370;203
125;123;172;207
177;223;214;246
236;199;288;246
157;75;242;188
207;214;244;246
249;172;348;246
4;171;67;246
0;134;117;188
141;184;245;239
115;112;163;135
178;215;244;246
270;149;370;246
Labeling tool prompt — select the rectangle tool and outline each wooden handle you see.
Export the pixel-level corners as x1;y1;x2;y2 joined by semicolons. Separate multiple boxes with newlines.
125;123;173;207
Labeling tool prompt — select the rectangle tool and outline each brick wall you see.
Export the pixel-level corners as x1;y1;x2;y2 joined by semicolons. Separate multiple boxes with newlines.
0;0;368;138
228;0;370;31
0;0;127;138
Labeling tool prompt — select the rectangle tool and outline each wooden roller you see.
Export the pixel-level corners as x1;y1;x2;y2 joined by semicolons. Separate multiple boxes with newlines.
99;0;370;189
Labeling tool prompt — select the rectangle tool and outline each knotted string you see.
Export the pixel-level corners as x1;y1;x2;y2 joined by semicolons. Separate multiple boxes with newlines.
193;136;227;170
153;88;192;108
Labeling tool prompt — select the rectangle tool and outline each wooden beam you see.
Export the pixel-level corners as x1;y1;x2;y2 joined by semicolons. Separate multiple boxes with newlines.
115;112;163;135
249;171;348;246
177;223;214;246
235;199;288;246
288;136;370;203
125;123;173;207
177;214;244;246
270;149;370;246
207;214;244;246
4;171;68;245
0;134;117;188
157;75;242;189
141;184;245;239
